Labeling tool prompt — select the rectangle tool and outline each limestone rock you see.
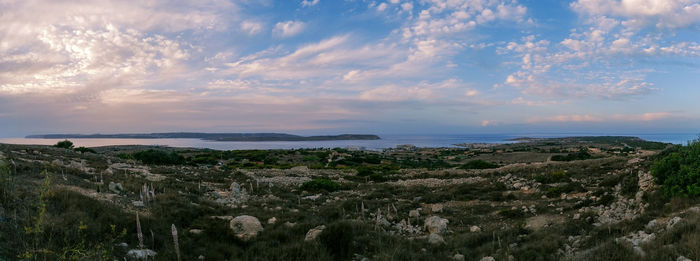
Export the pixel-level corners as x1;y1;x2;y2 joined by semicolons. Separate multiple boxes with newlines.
126;249;157;260
189;229;203;235
428;233;445;245
267;217;277;225
304;225;326;241
424;216;449;234
453;254;465;261
677;256;692;261
108;182;123;194
470;225;481;233
667;216;682;229
431;204;444;213
409;209;420;218
230;215;263;241
480;256;495;261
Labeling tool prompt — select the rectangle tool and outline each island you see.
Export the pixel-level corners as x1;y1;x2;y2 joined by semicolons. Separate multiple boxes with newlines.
25;132;381;142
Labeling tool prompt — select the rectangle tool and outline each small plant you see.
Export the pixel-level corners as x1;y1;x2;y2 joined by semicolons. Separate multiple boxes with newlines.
459;160;498;169
54;140;74;149
172;224;181;261
301;178;340;192
652;139;700;196
73;147;96;154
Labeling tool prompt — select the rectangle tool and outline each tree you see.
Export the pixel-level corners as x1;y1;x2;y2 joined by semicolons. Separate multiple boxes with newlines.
54;140;74;149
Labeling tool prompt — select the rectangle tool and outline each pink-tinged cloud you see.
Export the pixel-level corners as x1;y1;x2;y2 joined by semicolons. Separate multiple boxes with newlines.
527;112;674;123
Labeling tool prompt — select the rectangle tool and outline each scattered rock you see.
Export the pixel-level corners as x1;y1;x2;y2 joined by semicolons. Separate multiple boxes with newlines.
108;182;123;194
667;217;682;229
480;256;495;261
428;233;445;245
126;249;157;260
267;217;277;225
453;253;465;261
424;216;449;234
304;225;326;241
189;229;203;235
677;256;692;261
431;204;444;213
470;226;481;233
645;219;658;230
132;201;145;208
303;194;321;200
409;209;420;218
230;215;263;241
284;221;296;228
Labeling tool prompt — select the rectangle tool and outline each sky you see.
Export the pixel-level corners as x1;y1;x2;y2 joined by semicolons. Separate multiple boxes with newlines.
1;0;699;137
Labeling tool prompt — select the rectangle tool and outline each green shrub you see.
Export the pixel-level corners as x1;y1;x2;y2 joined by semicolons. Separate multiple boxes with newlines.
551;149;592;161
74;147;96;154
651;139;700;196
54;140;74;149
131;150;186;165
459;160;498;169
534;170;568;183
301;179;340;192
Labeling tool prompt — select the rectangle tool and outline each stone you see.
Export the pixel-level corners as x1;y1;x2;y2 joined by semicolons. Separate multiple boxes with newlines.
189;229;203;235
677;256;692;261
126;249;157;260
453;254;465;261
132;201;145;208
431;204;444;213
428;233;445;245
480;256;495;261
409;209;420;218
573;213;581;220
470;226;481;233
284;221;296;228
230;215;263;241
267;217;277;225
304;225;326;241
667;216;682;229
424;216;449;234
645;220;658;230
108;182;123;194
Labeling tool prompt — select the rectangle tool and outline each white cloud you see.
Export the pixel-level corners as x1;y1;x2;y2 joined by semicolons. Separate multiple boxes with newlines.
301;0;320;7
274;20;306;37
241;20;263;35
377;3;388;12
571;0;700;29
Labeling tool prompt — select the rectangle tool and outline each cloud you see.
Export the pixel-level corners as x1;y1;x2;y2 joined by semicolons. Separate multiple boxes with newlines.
301;0;320;7
527;112;674;123
241;20;263;35
571;0;700;29
274;20;306;37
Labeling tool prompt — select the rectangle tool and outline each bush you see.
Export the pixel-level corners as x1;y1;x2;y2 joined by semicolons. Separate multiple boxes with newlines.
460;160;498;169
131;150;186;165
301;178;340;192
534;170;568;183
54;140;74;149
651;139;700;196
551;148;592;161
74;147;96;154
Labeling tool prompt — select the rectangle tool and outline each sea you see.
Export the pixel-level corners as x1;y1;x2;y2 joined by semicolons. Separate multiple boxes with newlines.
1;133;698;151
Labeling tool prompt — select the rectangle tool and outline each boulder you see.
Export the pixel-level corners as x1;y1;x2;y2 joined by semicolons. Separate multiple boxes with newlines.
108;182;123;194
470;226;481;233
304;225;326;241
424;216;449;234
267;217;277;225
480;257;495;261
453;254;465;261
126;249;157;260
409;209;420;218
230;215;263;241
431;204;444;213
667;217;682;229
428;233;445;245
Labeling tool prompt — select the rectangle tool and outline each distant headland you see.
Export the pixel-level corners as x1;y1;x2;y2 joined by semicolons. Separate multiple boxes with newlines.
25;132;381;142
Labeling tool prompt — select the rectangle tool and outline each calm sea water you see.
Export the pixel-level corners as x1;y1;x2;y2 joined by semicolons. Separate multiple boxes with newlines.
0;133;697;151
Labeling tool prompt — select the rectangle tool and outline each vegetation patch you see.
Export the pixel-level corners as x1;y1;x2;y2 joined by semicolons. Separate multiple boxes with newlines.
459;160;498;169
652;139;700;196
301;178;340;192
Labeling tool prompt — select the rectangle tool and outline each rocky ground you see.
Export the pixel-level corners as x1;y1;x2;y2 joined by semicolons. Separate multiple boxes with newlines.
1;137;699;260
